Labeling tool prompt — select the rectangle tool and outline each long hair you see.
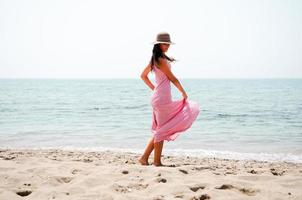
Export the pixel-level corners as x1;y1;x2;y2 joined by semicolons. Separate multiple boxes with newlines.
150;44;175;72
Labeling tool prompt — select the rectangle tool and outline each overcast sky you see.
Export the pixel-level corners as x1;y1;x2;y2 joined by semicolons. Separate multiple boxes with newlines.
0;0;301;78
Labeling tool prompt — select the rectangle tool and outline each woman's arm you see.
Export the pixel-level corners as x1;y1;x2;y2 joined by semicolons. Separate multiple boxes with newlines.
140;62;155;91
158;58;188;99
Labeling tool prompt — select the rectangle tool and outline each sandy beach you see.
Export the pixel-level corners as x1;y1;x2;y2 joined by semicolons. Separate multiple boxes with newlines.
0;149;301;200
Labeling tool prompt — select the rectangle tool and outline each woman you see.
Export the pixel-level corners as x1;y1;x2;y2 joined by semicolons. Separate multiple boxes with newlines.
139;32;200;167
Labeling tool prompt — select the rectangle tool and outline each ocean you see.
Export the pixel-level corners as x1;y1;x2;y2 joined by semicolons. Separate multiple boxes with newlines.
0;78;301;163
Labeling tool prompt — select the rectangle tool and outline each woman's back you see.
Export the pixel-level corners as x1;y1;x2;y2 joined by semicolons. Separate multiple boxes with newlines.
152;60;171;89
151;60;173;106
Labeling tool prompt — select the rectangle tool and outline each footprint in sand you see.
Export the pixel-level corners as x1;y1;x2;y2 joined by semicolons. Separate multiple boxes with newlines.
83;158;93;163
215;184;234;189
179;169;188;174
112;183;149;193
248;169;258;174
270;168;285;176
156;178;167;183
215;184;259;196
239;187;259;196
55;176;73;183
225;171;237;175
189;184;206;192
190;194;211;200
174;193;184;198
152;195;165;200
128;183;149;190
192;166;211;171
71;169;82;175
16;190;32;197
1;156;16;160
112;184;129;193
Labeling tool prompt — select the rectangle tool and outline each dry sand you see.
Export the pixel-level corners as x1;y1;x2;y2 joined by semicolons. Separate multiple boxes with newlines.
0;148;301;200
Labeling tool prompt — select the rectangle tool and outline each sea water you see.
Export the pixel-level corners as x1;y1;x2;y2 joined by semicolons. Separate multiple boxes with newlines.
0;79;301;163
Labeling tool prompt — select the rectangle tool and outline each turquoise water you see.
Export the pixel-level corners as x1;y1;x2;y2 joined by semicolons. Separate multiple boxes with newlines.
0;79;301;163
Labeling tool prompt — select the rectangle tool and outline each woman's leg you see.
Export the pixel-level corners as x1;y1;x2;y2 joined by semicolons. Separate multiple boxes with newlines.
153;140;164;166
139;137;154;165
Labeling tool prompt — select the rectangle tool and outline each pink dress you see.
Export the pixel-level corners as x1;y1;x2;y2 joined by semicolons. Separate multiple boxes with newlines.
151;60;200;142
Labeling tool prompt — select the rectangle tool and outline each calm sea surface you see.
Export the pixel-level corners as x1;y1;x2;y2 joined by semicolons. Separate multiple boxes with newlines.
0;79;301;163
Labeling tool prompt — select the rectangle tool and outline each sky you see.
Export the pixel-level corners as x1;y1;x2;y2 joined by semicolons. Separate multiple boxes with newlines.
0;0;301;79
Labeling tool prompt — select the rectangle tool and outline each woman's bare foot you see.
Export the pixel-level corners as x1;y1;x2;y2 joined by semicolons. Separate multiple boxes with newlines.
138;157;149;165
153;162;164;167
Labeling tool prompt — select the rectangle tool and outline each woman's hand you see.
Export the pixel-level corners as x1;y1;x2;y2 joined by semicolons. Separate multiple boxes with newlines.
182;92;188;100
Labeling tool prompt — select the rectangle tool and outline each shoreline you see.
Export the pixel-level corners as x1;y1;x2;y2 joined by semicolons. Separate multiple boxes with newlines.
1;146;301;164
1;148;302;199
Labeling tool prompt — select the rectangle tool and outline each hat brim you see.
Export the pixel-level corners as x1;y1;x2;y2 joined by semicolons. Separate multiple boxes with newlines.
151;41;175;45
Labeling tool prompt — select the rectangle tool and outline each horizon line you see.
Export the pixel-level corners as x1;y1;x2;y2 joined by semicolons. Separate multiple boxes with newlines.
0;77;301;80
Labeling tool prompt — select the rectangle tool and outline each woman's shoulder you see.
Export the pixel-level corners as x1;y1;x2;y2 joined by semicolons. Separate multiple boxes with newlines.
158;57;171;64
156;58;171;70
152;56;171;69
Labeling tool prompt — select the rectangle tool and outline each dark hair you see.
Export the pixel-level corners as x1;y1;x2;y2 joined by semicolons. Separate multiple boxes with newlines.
150;44;175;72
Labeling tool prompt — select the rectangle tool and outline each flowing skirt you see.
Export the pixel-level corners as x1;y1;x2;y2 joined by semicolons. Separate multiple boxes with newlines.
151;97;200;142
